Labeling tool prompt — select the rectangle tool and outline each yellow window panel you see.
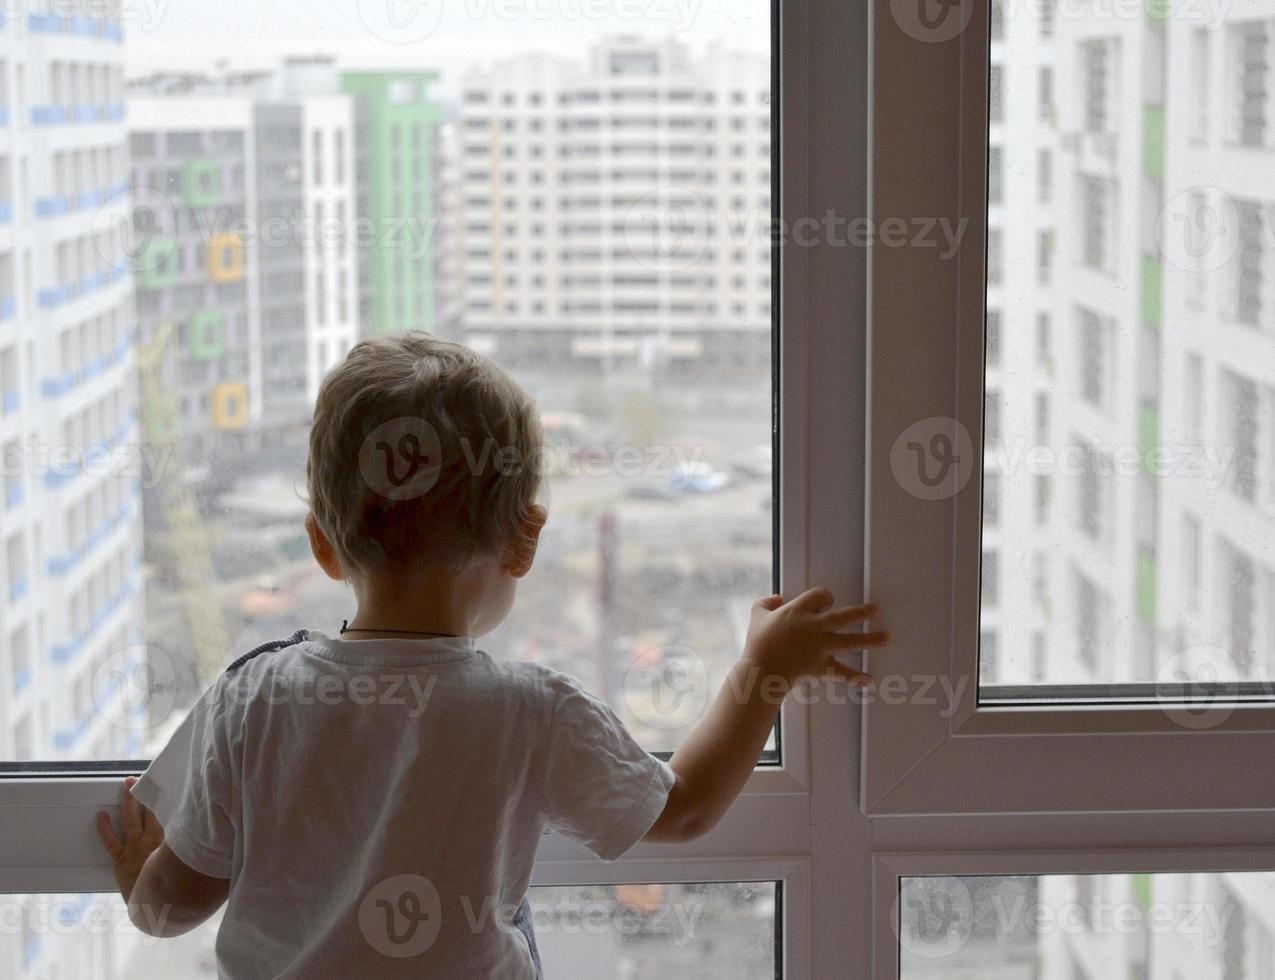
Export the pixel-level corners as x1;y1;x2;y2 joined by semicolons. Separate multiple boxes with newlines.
207;233;245;283
211;381;248;430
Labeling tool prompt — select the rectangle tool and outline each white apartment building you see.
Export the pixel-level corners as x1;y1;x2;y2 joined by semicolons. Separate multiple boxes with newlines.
989;0;1275;696
128;58;359;455
1043;0;1168;690
455;36;771;374
1148;872;1275;979
1036;871;1275;979
996;0;1275;976
0;6;142;766
0;4;149;979
1155;11;1275;684
433;118;466;342
988;0;1275;692
982;0;1062;687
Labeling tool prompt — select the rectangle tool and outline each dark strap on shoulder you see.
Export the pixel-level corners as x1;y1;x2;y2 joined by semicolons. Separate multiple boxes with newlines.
224;629;310;673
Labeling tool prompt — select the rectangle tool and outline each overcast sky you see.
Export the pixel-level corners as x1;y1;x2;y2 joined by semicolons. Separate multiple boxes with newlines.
125;0;770;98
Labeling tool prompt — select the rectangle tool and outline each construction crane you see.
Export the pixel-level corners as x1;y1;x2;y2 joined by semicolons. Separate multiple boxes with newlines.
136;321;230;684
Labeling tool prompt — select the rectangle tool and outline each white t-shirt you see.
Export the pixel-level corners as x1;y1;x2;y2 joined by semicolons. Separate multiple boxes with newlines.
131;630;676;979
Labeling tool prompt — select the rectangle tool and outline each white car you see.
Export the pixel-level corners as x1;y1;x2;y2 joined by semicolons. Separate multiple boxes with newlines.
668;462;730;493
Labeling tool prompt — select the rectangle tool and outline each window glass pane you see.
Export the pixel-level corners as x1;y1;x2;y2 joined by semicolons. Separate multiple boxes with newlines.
900;873;1274;977
4;882;778;978
980;0;1275;699
0;2;773;762
535;882;778;976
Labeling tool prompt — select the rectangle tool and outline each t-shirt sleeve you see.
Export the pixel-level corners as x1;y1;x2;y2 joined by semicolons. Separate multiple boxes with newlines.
542;675;676;861
129;680;237;879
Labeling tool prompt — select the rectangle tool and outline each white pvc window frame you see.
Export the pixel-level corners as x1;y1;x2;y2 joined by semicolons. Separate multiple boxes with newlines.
863;0;1275;817
0;1;877;977
863;0;1275;973
23;0;1273;974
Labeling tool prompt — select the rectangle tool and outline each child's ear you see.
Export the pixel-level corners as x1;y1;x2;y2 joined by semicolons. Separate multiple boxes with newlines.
305;513;346;582
503;505;548;579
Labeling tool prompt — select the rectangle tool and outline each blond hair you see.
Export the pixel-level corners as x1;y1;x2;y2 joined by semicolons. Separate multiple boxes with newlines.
307;332;543;574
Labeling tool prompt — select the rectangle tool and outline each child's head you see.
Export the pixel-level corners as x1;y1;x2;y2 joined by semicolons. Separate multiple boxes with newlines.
306;333;545;627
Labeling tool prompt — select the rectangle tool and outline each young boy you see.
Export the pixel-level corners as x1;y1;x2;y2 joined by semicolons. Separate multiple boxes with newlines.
96;333;887;978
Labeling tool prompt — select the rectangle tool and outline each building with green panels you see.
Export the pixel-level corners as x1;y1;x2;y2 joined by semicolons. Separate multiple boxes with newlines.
340;72;444;336
130;67;362;453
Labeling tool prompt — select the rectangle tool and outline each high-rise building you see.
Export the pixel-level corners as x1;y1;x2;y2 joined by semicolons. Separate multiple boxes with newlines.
1044;0;1168;687
127;58;359;458
981;0;1061;686
1157;12;1275;681
0;0;143;766
454;36;771;373
432;117;465;341
0;4;146;976
986;0;1269;695
979;0;1275;974
1036;871;1275;978
340;72;445;337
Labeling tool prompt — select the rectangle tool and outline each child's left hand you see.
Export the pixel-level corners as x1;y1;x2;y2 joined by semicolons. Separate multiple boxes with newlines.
95;777;164;903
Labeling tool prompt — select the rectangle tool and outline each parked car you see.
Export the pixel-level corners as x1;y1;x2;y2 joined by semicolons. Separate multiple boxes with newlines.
668;461;730;493
624;480;681;502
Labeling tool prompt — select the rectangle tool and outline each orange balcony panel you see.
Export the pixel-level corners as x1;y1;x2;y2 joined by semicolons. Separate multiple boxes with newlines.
207;233;245;284
211;381;248;431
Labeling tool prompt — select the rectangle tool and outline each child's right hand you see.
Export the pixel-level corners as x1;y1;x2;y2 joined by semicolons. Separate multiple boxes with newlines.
742;589;888;690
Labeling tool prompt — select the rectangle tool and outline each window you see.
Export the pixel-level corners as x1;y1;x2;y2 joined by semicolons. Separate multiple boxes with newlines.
1078;176;1114;273
1078;307;1111;407
7;2;1275;977
981;551;998;607
4;881;782;978
1077;442;1109;541
0;3;874;978
1232;22;1270;147
1192;27;1210;140
987;145;1002;205
1081;39;1114;134
1227;371;1259;502
984;389;1000;447
1038;67;1053;122
1182;512;1202;615
1184;351;1204;443
1233;198;1265;326
869;1;1275;973
898;872;1271;977
1036;228;1052;283
983;471;1000;526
